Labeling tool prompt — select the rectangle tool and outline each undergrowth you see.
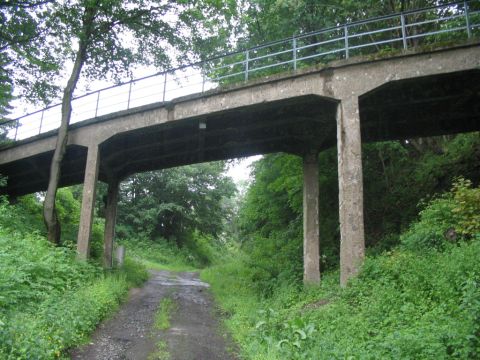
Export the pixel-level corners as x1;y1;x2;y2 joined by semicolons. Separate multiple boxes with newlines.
202;178;480;359
118;237;203;271
0;218;148;359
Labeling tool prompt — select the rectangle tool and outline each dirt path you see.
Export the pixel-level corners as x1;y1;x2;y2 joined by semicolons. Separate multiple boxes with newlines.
70;270;238;360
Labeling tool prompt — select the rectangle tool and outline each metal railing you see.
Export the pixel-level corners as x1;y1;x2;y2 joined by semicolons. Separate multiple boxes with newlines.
3;0;479;142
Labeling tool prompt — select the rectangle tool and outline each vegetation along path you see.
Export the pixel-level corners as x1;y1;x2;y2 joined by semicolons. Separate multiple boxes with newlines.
71;270;237;360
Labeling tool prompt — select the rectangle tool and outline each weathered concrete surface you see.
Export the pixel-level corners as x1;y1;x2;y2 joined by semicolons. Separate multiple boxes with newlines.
77;145;99;260
1;42;479;284
303;152;320;284
337;97;365;286
103;180;119;268
1;43;479;196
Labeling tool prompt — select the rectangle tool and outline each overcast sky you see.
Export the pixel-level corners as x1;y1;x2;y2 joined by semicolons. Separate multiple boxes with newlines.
226;155;261;184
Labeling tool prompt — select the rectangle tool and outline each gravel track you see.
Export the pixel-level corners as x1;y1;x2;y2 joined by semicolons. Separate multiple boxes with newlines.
70;270;238;360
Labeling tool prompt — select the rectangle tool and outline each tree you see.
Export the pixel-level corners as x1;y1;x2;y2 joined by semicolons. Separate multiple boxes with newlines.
117;162;236;246
0;0;60;137
40;0;236;244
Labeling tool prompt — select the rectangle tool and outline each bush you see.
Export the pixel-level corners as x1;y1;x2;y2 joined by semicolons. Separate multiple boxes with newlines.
0;275;129;359
451;178;480;237
0;207;148;359
401;178;480;251
205;240;480;359
0;229;100;312
119;257;149;287
119;237;198;270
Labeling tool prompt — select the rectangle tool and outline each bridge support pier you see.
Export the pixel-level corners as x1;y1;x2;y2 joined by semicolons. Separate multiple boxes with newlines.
336;97;365;286
77;144;100;260
303;151;320;285
103;180;119;268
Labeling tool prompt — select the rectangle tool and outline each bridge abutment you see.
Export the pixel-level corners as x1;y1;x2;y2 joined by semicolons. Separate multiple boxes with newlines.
303;151;320;284
77;144;100;260
103;180;119;268
336;97;365;286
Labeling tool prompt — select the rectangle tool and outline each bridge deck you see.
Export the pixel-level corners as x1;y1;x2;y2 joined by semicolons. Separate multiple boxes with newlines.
1;43;478;197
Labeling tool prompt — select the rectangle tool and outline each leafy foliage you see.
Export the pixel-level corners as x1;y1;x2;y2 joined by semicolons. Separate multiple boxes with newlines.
117;161;236;246
0;224;148;359
204;185;480;358
401;177;480;251
0;187;105;259
0;193;147;358
236;134;480;292
0;0;60;114
119;231;222;270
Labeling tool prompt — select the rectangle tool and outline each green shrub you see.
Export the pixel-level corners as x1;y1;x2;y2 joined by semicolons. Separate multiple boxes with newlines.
119;257;149;287
205;240;480;359
401;178;480;251
451;178;480;237
0;275;129;359
0;229;100;312
0;211;148;359
119;237;200;270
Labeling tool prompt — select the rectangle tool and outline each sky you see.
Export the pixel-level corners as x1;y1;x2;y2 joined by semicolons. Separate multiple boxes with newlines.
226;155;261;184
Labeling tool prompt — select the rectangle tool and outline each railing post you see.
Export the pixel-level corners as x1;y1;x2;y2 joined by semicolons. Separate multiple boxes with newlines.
293;36;297;71
94;91;100;117
245;50;249;82
344;25;349;59
127;81;133;110
465;1;472;38
14;120;19;140
39;110;45;134
162;72;168;102
400;13;408;50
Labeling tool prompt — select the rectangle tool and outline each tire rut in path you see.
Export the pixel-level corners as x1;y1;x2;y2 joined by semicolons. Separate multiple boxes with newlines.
70;270;238;360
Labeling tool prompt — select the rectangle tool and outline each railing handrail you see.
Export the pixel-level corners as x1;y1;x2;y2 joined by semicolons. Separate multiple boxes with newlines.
2;0;477;133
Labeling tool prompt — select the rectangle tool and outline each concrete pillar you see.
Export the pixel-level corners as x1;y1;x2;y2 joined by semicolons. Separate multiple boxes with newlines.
336;97;365;286
77;144;100;260
103;180;119;269
116;245;126;268
303;151;320;285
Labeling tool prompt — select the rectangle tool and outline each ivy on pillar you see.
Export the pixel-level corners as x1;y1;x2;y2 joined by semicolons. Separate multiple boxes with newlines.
103;180;119;269
336;97;365;286
303;151;320;285
77;144;100;260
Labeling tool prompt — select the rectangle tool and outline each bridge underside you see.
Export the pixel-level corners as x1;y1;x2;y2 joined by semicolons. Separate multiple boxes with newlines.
2;69;479;198
101;95;338;180
1;43;479;286
361;69;480;141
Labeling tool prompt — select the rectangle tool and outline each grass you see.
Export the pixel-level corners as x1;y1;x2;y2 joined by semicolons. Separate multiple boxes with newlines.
138;258;197;272
149;297;177;360
154;297;177;331
202;240;480;359
0;224;149;359
118;238;200;272
147;340;170;360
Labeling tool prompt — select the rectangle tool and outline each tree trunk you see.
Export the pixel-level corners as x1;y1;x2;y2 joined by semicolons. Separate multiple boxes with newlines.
43;2;97;244
43;41;88;244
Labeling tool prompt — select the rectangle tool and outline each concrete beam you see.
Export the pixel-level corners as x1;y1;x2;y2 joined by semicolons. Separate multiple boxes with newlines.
336;97;365;286
77;144;100;260
303;151;320;285
103;180;119;269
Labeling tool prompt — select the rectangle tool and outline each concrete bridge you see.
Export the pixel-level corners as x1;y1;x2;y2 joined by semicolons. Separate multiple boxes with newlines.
1;42;479;285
